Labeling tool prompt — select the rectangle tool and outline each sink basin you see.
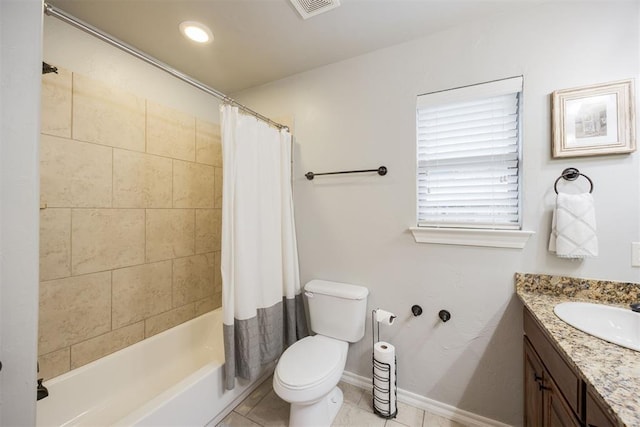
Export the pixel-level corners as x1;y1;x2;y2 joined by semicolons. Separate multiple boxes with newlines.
554;301;640;352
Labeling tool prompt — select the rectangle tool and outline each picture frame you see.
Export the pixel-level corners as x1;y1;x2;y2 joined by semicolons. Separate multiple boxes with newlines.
551;79;636;158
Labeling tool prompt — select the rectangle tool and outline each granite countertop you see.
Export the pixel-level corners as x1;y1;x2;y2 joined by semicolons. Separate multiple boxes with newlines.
515;273;640;427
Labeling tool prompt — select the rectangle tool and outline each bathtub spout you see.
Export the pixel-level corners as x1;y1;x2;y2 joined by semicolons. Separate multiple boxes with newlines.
37;378;49;400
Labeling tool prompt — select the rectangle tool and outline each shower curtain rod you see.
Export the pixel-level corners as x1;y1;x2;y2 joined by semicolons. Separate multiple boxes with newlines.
43;2;288;131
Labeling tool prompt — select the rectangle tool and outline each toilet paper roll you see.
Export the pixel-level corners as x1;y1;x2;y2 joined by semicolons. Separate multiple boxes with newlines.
375;309;396;325
373;341;397;417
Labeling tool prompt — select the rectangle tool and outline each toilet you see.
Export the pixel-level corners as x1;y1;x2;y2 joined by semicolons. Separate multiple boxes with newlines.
273;280;369;427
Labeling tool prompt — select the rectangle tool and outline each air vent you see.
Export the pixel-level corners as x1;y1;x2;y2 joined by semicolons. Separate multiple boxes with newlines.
289;0;341;19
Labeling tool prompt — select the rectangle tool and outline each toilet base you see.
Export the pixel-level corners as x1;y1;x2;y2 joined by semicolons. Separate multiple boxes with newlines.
288;386;344;427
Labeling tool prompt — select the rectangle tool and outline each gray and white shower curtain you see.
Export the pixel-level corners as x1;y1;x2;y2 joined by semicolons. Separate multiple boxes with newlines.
220;105;308;390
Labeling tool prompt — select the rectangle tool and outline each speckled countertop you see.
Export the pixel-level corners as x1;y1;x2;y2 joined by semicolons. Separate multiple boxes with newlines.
515;273;640;427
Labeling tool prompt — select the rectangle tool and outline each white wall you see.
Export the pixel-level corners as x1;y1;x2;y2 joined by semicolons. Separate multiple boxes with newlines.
236;2;640;425
43;17;221;123
0;0;42;424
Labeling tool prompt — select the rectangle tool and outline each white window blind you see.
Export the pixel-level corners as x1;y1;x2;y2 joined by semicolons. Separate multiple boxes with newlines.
416;77;523;229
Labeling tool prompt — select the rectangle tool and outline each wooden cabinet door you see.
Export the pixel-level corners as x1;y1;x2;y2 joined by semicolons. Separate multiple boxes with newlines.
525;336;581;427
545;375;581;427
586;388;617;427
524;338;544;427
524;308;581;416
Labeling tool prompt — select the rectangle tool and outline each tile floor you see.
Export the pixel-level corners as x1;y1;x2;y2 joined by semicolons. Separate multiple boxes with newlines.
216;376;467;427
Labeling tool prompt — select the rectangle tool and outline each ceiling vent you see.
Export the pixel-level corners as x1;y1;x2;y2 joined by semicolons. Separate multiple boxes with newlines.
289;0;341;19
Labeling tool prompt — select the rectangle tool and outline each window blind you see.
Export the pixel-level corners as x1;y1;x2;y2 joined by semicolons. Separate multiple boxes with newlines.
416;77;522;229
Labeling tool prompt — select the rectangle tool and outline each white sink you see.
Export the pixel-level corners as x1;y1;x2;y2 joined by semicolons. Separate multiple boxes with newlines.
553;301;640;352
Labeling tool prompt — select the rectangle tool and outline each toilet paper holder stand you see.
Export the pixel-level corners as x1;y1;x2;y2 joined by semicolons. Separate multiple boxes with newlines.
371;310;398;419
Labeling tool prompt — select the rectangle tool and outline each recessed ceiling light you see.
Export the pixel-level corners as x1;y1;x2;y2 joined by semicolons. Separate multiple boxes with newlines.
179;21;213;44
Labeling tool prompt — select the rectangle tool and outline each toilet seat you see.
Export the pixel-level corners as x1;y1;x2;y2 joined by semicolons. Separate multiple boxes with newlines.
273;335;348;404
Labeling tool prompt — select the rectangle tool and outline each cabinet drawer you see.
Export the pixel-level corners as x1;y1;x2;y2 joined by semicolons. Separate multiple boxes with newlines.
524;308;582;418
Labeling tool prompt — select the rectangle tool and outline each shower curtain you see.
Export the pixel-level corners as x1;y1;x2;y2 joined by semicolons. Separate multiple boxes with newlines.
220;105;308;390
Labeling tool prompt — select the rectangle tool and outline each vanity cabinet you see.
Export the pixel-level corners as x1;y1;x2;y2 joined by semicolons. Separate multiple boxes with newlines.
523;307;618;427
524;338;544;426
524;339;580;426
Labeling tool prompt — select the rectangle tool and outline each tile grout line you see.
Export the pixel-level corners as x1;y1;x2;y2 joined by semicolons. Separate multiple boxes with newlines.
109;270;114;333
170;252;175;310
110;121;115;208
70;71;75;141
69;71;76;281
144;99;148;154
243;377;276;424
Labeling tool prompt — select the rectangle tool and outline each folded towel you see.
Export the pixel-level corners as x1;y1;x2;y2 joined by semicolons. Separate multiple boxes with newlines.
549;192;598;258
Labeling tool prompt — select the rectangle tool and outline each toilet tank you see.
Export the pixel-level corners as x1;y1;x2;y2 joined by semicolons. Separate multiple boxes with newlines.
305;280;369;343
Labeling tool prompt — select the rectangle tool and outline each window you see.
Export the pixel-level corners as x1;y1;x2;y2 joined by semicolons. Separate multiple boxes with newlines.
411;76;533;248
416;76;523;230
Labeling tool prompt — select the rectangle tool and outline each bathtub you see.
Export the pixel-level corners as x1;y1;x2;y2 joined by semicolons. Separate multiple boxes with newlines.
37;308;273;426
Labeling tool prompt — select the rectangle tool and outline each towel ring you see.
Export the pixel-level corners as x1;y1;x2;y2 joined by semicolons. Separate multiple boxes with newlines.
554;167;593;194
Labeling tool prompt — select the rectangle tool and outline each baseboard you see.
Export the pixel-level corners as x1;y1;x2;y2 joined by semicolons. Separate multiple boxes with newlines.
341;371;512;427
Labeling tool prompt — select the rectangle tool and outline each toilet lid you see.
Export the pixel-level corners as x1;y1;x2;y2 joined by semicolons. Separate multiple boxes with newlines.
276;335;345;388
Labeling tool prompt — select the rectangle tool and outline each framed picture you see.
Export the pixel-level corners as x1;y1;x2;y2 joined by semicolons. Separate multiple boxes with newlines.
552;79;636;158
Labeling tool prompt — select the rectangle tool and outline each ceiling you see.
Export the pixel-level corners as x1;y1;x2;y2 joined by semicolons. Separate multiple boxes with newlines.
46;0;545;94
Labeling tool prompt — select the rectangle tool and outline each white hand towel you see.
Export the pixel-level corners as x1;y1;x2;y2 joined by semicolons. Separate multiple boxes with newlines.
549;192;598;258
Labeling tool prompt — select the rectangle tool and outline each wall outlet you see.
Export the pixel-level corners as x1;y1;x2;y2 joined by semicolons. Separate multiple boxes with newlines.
632;242;640;267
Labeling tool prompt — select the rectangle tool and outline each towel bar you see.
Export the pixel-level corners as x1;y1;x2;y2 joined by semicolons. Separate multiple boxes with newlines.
305;166;387;180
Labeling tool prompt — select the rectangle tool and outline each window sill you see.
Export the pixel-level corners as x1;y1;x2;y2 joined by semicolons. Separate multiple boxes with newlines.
409;227;534;249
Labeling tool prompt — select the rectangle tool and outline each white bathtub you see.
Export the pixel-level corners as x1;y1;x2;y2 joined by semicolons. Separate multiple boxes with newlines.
37;309;272;426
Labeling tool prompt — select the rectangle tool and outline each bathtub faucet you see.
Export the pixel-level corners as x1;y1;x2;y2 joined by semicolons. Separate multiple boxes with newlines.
37;378;49;400
37;362;49;401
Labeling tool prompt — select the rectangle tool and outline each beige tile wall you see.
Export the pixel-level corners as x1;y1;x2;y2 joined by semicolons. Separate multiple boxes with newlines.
38;68;223;380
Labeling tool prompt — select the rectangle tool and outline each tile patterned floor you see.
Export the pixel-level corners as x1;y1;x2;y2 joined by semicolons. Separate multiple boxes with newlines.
216;376;467;427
